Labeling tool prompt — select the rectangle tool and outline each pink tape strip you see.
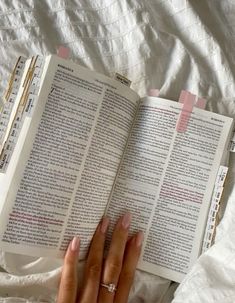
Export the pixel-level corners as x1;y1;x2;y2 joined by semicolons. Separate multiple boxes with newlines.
57;46;70;59
179;90;190;103
195;97;206;109
176;93;195;132
148;89;160;97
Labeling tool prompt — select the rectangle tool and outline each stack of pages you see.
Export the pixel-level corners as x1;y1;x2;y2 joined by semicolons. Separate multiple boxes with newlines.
0;55;233;282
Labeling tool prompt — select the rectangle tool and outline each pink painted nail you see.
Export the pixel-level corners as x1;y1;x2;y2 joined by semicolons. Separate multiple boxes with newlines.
100;217;109;234
135;232;144;247
71;237;80;252
121;212;132;229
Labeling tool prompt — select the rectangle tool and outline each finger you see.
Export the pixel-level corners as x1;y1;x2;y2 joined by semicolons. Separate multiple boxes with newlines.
79;217;109;303
114;231;144;303
57;237;80;303
98;212;131;303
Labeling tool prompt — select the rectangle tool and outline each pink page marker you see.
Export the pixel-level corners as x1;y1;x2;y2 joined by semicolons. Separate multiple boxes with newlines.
179;90;206;109
195;97;207;109
176;93;195;132
57;46;70;59
179;90;190;103
148;89;160;97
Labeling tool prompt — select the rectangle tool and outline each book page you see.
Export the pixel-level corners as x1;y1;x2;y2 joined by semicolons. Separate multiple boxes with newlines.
106;96;233;282
0;55;139;258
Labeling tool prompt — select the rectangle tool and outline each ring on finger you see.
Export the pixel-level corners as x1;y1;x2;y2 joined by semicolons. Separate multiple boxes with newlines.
100;282;117;293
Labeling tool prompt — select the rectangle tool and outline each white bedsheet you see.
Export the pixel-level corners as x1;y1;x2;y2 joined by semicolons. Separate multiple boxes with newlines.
0;0;235;302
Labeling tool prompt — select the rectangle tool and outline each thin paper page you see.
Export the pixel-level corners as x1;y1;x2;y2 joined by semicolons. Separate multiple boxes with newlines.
0;55;139;258
106;96;233;282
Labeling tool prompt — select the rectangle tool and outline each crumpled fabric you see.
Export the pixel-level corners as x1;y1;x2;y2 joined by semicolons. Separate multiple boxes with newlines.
0;0;235;302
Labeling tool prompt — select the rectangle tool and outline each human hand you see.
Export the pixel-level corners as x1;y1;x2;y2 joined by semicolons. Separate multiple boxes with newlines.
57;213;144;303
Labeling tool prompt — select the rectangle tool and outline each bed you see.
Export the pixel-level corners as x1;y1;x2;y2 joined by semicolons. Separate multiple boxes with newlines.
0;0;235;302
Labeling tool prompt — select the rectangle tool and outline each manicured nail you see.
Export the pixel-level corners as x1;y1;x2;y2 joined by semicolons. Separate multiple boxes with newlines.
100;216;109;234
71;237;80;252
135;231;144;247
121;212;132;229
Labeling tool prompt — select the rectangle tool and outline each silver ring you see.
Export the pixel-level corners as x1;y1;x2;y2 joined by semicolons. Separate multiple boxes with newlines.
100;282;117;293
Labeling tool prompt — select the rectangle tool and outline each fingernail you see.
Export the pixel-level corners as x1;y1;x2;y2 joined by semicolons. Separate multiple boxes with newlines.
135;231;144;247
121;212;132;229
71;236;80;252
100;216;109;234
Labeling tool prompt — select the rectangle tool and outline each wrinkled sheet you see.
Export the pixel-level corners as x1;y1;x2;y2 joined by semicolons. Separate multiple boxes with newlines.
1;0;235;302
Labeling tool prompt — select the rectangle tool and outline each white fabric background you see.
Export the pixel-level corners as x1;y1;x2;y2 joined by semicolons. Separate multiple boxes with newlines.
0;0;235;302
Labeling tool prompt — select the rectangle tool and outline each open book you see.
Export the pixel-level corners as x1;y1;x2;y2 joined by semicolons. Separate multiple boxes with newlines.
0;55;233;283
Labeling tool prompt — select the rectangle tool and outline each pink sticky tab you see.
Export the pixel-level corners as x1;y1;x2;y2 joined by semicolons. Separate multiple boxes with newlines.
57;46;70;59
148;89;160;97
176;94;195;132
179;90;190;103
195;97;206;109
